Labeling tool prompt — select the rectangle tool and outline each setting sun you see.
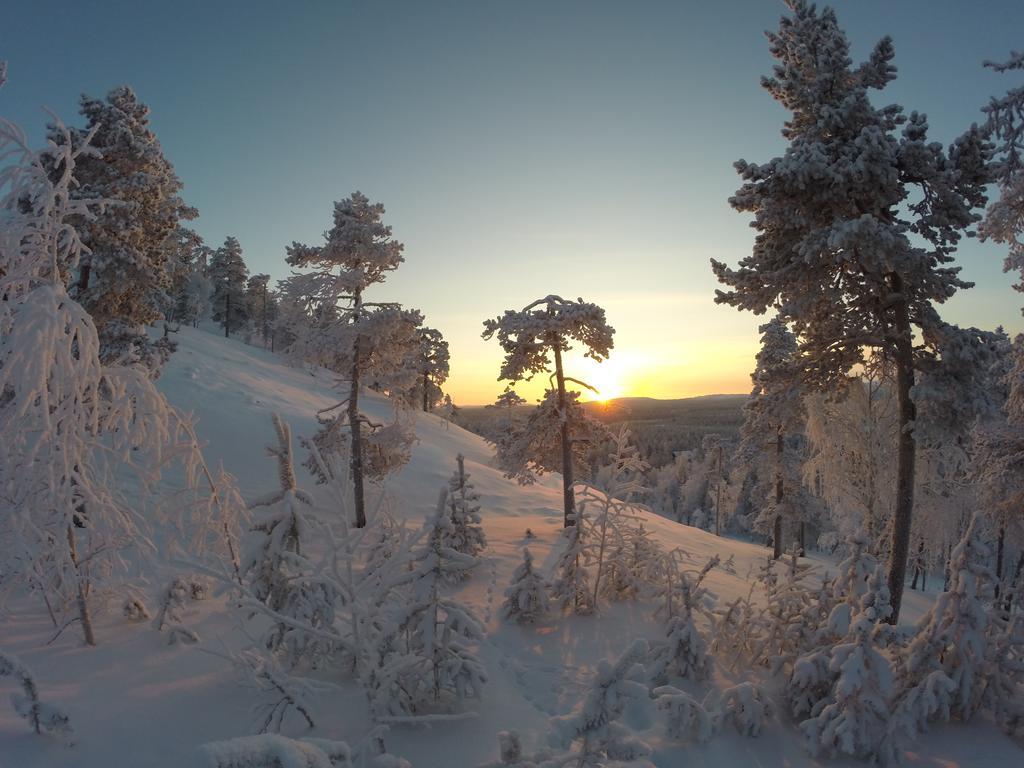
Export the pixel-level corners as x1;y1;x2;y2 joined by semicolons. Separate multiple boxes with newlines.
587;365;624;402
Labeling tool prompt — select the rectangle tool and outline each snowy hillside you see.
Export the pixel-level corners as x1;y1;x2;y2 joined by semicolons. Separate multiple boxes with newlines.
0;326;1019;768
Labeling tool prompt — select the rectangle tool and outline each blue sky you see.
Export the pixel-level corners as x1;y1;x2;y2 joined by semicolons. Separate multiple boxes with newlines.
4;1;1023;403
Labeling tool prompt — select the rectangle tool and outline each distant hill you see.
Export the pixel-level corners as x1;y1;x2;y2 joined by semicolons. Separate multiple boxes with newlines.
581;393;748;426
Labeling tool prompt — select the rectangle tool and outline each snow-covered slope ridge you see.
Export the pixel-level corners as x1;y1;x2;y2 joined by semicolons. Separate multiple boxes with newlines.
1;326;1019;768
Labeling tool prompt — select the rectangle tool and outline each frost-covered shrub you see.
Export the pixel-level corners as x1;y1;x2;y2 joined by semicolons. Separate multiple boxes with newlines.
548;639;652;766
786;647;834;720
800;568;896;763
647;555;718;685
716;683;772;738
0;650;72;742
899;513;995;724
153;576;202;645
584;428;651;609
785;538;879;718
200;734;352;768
225;648;331;734
363;494;487;718
444;454;487;567
502;549;550;624
550;515;594;616
242;414;340;666
122;589;151;621
833;533;877;604
720;554;830;677
653;686;714;743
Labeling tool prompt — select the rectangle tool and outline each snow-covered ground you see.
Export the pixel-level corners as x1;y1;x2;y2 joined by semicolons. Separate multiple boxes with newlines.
0;326;1019;767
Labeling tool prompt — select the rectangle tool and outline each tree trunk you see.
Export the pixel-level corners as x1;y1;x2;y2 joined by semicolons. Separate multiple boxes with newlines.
911;538;925;590
1002;553;1023;616
225;292;231;338
944;543;952;590
799;521;806;556
349;288;366;528
553;343;575;527
773;427;783;559
75;262;91;298
886;279;917;625
67;526;96;646
715;445;723;537
996;525;1006;600
261;284;268;346
423;370;430;412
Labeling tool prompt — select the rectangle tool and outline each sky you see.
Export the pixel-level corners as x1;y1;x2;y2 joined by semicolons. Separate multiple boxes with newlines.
3;0;1023;404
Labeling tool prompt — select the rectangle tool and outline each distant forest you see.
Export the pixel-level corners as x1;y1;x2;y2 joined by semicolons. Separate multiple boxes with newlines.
460;394;747;467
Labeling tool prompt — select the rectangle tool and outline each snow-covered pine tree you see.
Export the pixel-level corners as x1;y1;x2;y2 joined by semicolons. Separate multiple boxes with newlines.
712;0;991;623
801;566;896;764
494;388;608;490
652;686;714;744
366;492;487;718
549;639;653;766
742;553;821;675
487;388;527;438
44;85;195;371
785;541;876;720
981;608;1024;738
897;513;995;726
242;414;341;667
715;682;774;738
643;454;688;524
622;523;664;592
483;295;614;527
438;393;459;428
550;509;595;616
981;50;1024;297
360;305;425;399
162;225;203;324
833;532;878;609
283;192;405;529
502;548;550;624
647;555;718;685
209;236;250;338
976;62;1024;601
445;454;487;565
168;231;212;327
414;326;450;412
246;273;273;346
738;316;807;558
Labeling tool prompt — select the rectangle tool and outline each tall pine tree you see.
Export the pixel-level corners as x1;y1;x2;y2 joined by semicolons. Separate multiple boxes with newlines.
46;86;196;371
739;317;808;558
209;236;250;337
283;192;404;528
483;295;614;526
711;1;990;622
